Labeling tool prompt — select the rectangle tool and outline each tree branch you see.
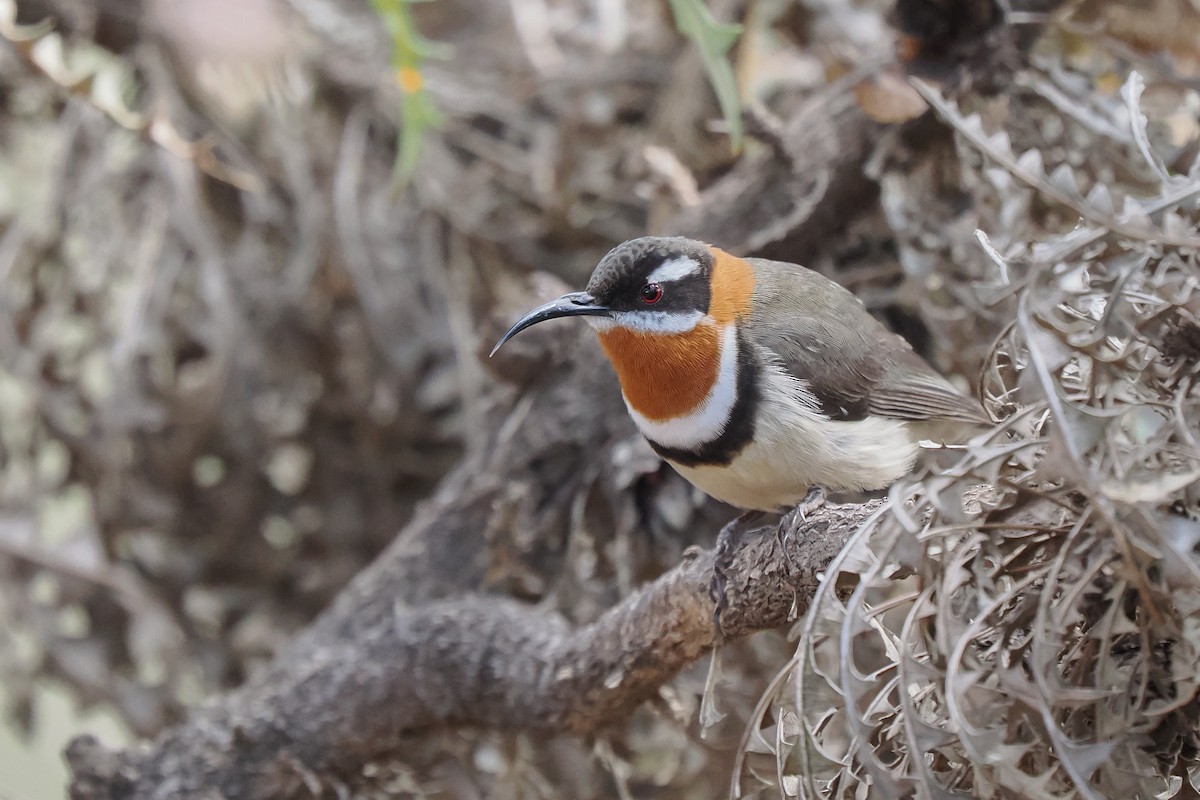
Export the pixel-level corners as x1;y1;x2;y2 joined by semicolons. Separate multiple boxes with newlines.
66;498;874;800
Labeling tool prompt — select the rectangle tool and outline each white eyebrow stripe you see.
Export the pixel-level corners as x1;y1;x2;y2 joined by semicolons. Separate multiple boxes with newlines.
646;256;701;284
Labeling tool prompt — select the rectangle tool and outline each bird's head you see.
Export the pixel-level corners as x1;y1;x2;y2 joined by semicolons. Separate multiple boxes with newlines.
491;237;757;423
491;237;753;353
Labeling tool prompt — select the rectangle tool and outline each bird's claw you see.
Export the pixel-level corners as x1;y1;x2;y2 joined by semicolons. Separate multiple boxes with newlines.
777;487;828;568
793;485;827;523
708;568;729;636
709;510;764;640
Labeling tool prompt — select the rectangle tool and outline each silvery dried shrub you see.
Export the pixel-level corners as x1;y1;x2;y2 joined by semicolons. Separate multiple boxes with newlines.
749;71;1200;799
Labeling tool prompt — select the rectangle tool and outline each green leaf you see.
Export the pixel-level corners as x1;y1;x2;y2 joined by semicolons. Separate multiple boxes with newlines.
397;85;442;183
369;0;444;186
667;0;744;152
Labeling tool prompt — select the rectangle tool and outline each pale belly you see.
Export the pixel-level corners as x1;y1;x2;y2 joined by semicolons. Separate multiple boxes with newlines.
659;369;922;511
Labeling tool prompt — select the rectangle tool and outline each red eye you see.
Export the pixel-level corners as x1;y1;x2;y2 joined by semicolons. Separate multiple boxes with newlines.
640;283;663;304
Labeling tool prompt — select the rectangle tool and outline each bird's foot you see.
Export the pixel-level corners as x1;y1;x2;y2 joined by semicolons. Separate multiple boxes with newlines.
709;510;767;640
777;486;829;563
795;485;827;521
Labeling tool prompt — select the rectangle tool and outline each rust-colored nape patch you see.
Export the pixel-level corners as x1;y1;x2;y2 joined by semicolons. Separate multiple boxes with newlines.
707;247;755;324
598;325;721;421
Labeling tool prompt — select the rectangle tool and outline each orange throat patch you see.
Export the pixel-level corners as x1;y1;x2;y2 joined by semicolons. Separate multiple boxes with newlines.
597;247;755;422
598;326;721;421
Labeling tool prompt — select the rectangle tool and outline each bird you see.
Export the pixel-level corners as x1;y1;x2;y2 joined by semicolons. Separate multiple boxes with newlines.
491;236;986;621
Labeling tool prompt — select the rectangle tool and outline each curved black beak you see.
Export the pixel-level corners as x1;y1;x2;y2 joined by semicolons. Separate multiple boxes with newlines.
490;292;610;356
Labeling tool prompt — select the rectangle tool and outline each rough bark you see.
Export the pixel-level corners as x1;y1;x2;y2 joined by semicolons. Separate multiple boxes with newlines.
65;498;872;799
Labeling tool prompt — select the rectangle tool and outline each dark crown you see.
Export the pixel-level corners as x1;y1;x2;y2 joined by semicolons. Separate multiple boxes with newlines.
586;237;713;310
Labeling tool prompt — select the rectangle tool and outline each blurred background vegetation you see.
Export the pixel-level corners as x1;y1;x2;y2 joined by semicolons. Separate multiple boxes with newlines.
2;0;1200;797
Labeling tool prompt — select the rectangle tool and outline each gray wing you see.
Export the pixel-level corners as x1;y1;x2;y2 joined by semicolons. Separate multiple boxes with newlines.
745;258;987;425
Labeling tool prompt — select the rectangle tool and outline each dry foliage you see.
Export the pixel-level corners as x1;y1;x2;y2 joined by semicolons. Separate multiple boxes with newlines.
743;31;1200;800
